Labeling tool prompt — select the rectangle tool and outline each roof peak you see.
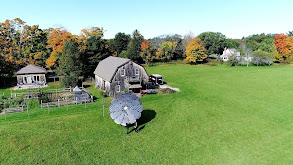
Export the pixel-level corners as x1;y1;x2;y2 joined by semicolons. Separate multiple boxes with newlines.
16;64;46;75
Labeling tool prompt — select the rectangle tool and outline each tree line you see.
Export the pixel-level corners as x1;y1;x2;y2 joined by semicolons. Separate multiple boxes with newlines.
1;18;293;86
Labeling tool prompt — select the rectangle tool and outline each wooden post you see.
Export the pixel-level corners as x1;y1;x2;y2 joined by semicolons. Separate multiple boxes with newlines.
4;102;6;120
47;103;50;114
27;104;29;117
69;86;72;92
58;99;60;107
102;97;105;118
66;98;68;112
41;100;43;109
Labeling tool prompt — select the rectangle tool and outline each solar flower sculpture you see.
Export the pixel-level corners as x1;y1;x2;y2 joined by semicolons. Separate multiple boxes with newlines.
109;93;143;134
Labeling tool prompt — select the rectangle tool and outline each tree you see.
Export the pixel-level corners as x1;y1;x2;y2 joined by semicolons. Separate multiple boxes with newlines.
77;27;103;53
257;38;275;53
127;30;144;63
240;42;252;67
112;32;131;55
21;25;49;67
58;42;80;87
181;32;195;58
0;18;26;67
287;31;293;37
243;33;275;51
274;34;293;63
80;36;114;78
224;39;240;50
185;38;207;63
140;41;154;64
46;27;76;68
155;41;177;62
251;49;274;66
197;32;227;55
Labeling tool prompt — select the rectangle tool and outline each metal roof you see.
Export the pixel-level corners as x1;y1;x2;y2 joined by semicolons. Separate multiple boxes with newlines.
73;86;82;92
150;74;162;78
93;56;131;82
16;64;46;75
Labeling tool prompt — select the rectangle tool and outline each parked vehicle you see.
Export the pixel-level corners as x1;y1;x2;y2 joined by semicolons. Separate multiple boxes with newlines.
141;89;157;94
149;74;163;85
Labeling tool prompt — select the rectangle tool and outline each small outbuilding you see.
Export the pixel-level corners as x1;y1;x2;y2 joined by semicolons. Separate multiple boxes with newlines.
73;86;91;103
94;56;149;96
16;64;47;89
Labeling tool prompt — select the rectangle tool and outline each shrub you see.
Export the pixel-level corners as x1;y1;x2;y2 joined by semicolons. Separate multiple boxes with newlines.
61;73;79;87
251;50;274;66
39;92;49;103
28;99;38;109
228;56;239;66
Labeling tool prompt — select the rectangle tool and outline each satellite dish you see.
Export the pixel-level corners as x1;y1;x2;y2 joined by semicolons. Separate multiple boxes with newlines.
109;93;143;129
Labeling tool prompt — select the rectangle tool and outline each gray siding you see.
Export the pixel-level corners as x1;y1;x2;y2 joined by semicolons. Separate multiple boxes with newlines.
95;61;148;96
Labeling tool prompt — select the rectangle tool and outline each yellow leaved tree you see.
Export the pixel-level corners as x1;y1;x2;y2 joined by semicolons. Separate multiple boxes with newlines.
185;38;207;63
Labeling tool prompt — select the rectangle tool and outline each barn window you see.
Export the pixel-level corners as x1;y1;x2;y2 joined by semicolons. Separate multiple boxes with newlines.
116;85;120;93
120;67;125;76
135;68;139;76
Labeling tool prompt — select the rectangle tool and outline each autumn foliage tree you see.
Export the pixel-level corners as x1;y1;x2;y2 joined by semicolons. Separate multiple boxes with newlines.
274;34;293;63
155;41;177;62
46;27;76;68
185;38;207;64
21;25;49;66
77;27;103;53
140;41;154;64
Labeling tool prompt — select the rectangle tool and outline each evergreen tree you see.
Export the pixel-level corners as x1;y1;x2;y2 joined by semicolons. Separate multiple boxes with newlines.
80;36;114;78
58;42;80;87
127;30;144;63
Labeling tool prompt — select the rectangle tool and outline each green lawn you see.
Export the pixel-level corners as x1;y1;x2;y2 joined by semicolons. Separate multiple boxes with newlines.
0;64;293;164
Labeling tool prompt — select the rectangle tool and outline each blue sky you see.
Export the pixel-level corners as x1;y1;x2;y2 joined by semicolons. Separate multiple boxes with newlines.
1;0;293;39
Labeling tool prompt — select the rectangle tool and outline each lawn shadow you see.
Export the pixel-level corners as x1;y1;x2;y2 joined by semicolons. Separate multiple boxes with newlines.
129;109;156;133
137;109;156;125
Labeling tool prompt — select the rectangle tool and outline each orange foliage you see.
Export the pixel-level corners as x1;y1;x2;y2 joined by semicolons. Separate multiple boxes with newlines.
141;41;151;51
140;41;154;64
46;28;76;67
185;38;207;63
274;34;293;63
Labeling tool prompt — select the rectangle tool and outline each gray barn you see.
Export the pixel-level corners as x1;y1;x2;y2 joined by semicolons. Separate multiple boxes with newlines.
93;56;149;96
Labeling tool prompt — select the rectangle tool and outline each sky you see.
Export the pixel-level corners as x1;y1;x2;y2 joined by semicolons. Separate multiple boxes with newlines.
1;0;293;39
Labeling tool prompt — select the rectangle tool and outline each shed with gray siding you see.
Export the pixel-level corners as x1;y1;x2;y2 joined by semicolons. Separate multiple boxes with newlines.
16;64;47;89
94;56;149;96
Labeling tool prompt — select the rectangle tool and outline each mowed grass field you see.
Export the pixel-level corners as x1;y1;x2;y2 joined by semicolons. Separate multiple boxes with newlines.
0;64;293;164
